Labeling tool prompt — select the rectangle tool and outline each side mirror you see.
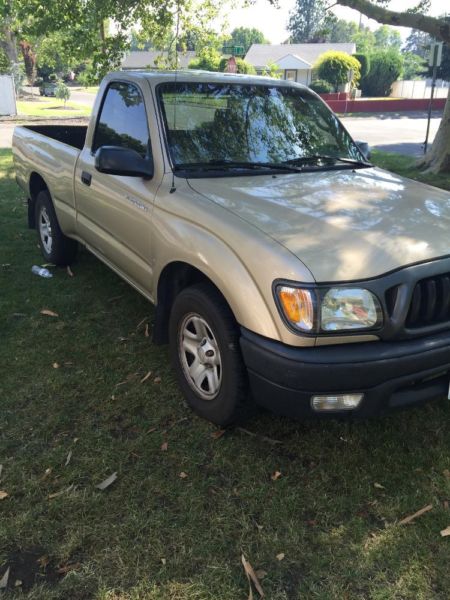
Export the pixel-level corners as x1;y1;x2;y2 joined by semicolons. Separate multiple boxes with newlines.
95;146;154;179
356;141;371;161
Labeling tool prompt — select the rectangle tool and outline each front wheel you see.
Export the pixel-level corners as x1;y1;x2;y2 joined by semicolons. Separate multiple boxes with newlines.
169;283;248;425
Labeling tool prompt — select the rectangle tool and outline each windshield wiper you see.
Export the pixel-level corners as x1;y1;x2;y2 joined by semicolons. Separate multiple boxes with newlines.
174;159;304;173
284;155;372;168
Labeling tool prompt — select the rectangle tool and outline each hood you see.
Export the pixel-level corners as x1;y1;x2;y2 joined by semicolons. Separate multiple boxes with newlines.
189;167;450;282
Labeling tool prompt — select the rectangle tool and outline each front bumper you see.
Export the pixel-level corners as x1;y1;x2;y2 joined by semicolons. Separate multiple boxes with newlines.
240;328;450;418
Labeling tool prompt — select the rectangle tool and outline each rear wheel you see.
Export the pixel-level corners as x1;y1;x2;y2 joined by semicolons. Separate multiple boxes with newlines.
169;283;248;425
35;190;78;265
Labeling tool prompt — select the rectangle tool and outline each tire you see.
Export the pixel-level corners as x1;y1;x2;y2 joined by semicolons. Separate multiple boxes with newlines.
35;190;78;265
169;283;248;425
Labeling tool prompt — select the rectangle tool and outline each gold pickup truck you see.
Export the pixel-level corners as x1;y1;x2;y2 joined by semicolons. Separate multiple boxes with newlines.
13;70;450;424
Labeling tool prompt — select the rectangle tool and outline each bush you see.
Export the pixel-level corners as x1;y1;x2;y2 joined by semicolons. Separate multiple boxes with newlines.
218;57;257;74
309;79;333;93
353;53;370;79
55;81;70;107
188;48;221;72
314;51;361;92
360;50;403;97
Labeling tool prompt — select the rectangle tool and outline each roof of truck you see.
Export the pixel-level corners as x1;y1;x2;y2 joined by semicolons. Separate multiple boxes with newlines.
107;69;306;89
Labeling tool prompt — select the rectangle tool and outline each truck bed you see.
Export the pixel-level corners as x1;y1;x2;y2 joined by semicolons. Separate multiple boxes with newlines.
23;125;87;150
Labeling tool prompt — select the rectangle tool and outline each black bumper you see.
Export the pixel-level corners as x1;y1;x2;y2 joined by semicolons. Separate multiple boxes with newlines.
240;328;450;418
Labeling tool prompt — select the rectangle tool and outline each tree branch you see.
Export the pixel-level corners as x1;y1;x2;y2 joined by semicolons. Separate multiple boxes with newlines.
336;0;450;43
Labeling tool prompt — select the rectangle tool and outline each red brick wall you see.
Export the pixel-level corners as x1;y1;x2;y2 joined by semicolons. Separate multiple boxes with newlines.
320;96;446;114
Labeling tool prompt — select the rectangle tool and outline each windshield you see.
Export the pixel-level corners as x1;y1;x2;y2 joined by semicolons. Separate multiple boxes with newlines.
158;82;365;173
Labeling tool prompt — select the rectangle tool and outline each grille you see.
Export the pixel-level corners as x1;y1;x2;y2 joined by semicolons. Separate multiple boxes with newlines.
406;273;450;328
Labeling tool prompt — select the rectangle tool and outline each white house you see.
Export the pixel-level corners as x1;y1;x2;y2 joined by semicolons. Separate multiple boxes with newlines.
245;43;356;85
122;50;197;70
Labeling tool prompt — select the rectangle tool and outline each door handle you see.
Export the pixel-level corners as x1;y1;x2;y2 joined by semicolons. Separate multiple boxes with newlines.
81;171;92;186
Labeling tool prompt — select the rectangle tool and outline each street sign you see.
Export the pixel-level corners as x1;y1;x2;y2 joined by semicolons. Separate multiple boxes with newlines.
428;42;443;67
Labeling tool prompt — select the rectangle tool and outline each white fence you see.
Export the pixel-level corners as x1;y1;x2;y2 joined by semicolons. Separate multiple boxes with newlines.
0;75;17;116
391;79;449;99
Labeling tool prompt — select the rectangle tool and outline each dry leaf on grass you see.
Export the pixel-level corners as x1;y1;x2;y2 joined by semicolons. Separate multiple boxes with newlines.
140;370;152;383
271;471;282;481
0;491;8;500
154;376;162;384
160;441;168;452
161;558;166;565
374;483;385;490
96;472;117;490
52;362;60;369
146;427;157;434
440;526;450;537
211;429;226;440
48;484;74;500
65;451;72;466
398;504;433;525
0;465;3;480
443;469;450;479
237;427;282;445
66;266;74;277
255;569;267;580
0;567;10;590
41;309;59;318
14;579;22;587
241;554;265;599
56;563;80;574
276;553;285;561
144;323;149;338
179;472;188;479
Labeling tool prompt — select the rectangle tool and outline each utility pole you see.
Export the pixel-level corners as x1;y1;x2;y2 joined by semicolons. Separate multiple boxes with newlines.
424;42;443;154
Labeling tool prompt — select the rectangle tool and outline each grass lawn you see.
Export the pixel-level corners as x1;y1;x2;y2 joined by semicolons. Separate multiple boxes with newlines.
16;98;91;118
71;86;99;94
1;147;450;599
371;150;450;191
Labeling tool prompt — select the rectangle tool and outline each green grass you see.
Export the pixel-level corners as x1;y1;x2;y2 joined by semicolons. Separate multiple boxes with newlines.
1;147;450;599
371;150;450;191
71;86;99;94
16;98;91;118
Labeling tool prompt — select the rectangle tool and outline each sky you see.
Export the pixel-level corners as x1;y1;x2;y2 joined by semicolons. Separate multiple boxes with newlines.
223;0;449;44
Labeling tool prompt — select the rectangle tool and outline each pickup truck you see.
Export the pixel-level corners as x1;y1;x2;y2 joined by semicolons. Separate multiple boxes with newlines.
13;70;450;425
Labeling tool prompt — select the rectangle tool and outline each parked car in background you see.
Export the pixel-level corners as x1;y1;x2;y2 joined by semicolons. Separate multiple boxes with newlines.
12;70;450;425
39;82;57;97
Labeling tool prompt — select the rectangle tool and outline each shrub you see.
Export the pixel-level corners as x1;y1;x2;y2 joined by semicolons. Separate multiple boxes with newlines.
353;53;370;79
309;79;333;94
360;50;403;97
314;51;361;92
188;48;221;72
218;57;256;74
55;81;70;107
261;62;282;79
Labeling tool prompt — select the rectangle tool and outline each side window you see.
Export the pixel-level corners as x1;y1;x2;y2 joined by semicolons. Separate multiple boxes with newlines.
92;82;151;158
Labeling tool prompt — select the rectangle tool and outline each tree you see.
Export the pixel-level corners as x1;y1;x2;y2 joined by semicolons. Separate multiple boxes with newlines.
188;47;221;71
404;28;431;59
324;16;358;43
352;25;376;53
261;61;282;78
335;0;450;173
0;46;10;72
226;27;268;54
353;52;370;78
55;81;70;107
360;50;403;96
402;52;426;79
374;24;401;50
315;51;361;92
218;56;256;74
288;0;328;43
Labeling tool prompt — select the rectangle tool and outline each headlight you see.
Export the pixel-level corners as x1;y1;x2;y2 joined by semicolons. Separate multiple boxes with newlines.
321;288;382;331
275;284;382;334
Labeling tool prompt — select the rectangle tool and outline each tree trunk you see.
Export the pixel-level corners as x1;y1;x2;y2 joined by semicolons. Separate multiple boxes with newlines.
0;26;18;64
417;88;450;174
19;40;37;90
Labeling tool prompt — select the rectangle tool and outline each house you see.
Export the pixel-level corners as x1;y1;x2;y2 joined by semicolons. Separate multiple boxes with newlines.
122;50;197;70
245;43;356;85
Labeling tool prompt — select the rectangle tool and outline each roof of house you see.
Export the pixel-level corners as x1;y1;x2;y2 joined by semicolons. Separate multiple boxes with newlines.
245;43;356;69
122;50;197;70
